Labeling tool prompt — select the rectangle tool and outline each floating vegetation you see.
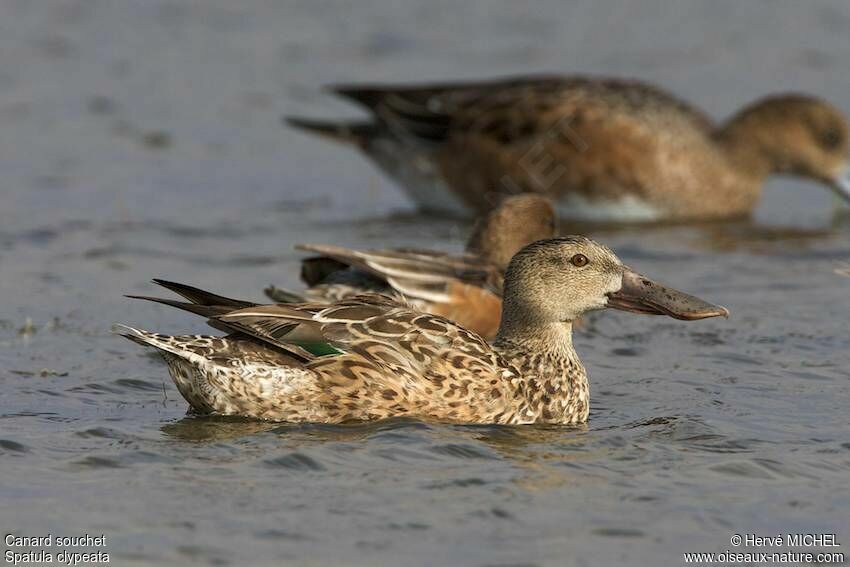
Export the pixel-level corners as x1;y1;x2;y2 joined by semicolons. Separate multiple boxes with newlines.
17;317;36;337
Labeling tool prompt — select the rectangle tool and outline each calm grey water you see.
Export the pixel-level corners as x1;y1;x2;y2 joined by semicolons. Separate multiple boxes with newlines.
2;2;850;566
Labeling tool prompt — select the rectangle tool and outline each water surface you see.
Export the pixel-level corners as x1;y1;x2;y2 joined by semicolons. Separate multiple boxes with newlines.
2;1;850;565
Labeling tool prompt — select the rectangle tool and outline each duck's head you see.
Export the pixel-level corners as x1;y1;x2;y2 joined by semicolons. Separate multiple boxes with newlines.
466;194;558;269
720;95;850;203
499;236;728;329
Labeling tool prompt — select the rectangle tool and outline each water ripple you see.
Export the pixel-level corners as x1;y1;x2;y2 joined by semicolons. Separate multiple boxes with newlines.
0;439;29;454
430;443;498;460
263;452;326;471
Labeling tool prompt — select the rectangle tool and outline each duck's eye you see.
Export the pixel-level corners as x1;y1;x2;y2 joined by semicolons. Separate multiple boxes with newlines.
570;253;589;267
819;127;844;151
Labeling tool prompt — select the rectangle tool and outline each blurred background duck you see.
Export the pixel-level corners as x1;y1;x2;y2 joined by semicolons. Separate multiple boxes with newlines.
265;194;557;339
121;237;728;425
286;75;850;222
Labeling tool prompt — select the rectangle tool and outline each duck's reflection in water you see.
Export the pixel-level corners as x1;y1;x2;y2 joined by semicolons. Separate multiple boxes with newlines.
161;415;610;490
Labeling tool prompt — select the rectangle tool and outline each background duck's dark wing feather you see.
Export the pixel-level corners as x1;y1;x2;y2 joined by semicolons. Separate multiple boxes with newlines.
300;255;352;286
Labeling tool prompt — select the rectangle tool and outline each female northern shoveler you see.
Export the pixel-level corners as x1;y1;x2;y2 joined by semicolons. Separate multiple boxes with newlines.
120;236;728;425
286;75;850;222
264;194;557;340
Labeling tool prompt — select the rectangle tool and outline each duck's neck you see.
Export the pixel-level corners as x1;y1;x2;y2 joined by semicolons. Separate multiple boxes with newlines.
494;319;589;424
465;222;512;269
495;317;575;358
715;100;793;182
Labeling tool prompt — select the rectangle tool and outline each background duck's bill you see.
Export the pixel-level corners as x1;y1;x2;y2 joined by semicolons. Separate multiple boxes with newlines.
832;167;850;203
607;268;729;320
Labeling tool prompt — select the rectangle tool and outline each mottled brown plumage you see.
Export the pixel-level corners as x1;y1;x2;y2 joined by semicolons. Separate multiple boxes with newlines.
286;75;850;221
264;194;557;339
121;237;728;424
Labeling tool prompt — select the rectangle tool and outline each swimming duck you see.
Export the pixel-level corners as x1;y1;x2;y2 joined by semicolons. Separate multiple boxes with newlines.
264;194;557;339
120;236;728;424
286;75;850;222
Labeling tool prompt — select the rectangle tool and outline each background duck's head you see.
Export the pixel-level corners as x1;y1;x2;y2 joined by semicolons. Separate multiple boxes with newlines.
465;194;557;269
499;237;728;331
719;95;850;203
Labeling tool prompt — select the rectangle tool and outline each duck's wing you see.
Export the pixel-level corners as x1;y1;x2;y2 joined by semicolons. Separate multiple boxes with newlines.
216;296;513;422
295;243;502;303
328;75;567;144
216;294;497;368
327;75;715;146
128;279;499;369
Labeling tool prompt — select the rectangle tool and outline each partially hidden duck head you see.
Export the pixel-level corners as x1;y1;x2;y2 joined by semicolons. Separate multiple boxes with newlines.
465;193;558;269
718;94;850;204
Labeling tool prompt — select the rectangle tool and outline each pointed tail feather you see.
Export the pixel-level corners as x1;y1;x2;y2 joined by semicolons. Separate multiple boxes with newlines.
123;297;237;335
284;117;375;145
128;279;256;334
116;325;183;355
328;85;390;110
125;295;233;318
151;279;254;308
117;325;155;348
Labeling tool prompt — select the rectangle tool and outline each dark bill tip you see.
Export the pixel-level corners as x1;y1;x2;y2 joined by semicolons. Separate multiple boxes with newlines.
606;268;729;321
